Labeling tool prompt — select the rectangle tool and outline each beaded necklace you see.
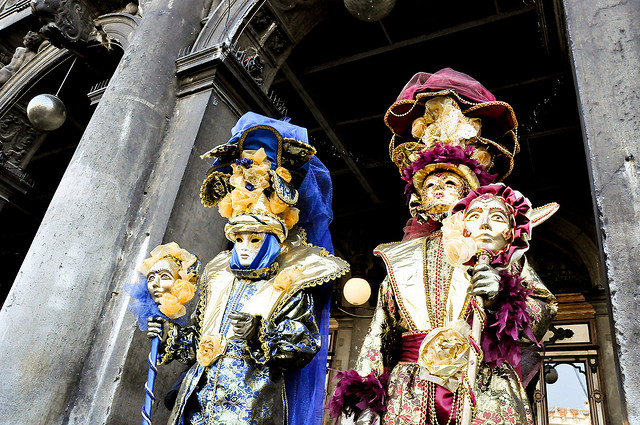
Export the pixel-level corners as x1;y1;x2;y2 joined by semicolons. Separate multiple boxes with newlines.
423;232;465;425
423;233;454;328
219;278;251;334
426;380;464;425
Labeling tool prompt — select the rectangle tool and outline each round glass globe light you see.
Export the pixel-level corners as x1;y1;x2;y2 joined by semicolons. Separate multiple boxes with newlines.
27;94;67;131
343;277;371;306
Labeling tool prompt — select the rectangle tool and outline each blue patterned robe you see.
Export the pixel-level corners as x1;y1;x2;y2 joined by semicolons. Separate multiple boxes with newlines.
160;238;348;425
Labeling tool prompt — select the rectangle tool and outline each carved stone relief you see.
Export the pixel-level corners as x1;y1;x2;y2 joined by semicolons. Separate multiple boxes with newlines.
251;6;273;34
233;46;265;85
30;0;108;51
0;110;41;168
0;31;44;86
248;5;291;58
0;108;40;196
266;29;288;56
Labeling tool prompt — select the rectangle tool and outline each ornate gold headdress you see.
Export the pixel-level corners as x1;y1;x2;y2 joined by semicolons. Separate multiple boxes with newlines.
138;241;198;279
386;69;519;195
200;114;316;243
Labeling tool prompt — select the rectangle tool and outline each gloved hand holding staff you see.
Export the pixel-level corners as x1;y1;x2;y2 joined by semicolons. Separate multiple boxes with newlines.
124;242;200;425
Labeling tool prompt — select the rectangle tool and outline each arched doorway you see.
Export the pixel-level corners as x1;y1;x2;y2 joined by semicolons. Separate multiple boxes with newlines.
175;1;622;424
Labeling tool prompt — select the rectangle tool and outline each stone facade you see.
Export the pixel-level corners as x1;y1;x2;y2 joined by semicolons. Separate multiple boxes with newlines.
0;0;637;424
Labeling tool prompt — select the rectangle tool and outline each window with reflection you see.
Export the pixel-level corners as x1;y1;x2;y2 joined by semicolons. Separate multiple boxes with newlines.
532;317;607;425
545;362;591;424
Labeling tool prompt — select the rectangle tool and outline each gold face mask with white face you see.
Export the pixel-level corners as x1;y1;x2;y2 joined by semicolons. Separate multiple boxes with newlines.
146;258;180;304
420;171;468;215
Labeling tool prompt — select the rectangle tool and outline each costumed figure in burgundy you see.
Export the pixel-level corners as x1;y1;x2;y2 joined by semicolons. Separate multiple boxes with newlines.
130;112;348;425
328;69;558;425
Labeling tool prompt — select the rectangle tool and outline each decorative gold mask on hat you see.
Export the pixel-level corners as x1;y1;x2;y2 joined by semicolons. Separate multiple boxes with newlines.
216;147;301;243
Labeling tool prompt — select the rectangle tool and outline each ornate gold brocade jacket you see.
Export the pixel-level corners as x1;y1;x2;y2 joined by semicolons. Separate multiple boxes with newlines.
355;231;557;425
160;231;349;425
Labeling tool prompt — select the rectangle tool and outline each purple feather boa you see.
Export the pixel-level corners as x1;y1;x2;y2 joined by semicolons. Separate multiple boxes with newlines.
400;143;496;200
327;369;389;421
481;270;539;370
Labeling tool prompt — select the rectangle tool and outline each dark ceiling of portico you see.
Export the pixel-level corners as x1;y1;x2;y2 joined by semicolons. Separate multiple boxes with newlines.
0;0;598;306
269;0;596;296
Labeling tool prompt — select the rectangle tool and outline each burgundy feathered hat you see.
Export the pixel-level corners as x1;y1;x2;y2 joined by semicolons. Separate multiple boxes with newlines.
387;68;520;192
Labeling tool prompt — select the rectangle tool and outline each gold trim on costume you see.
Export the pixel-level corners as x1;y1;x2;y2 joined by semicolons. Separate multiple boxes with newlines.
230;262;280;279
374;232;473;332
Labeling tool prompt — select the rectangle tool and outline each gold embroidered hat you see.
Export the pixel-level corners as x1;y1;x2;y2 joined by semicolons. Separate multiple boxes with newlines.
200;112;316;243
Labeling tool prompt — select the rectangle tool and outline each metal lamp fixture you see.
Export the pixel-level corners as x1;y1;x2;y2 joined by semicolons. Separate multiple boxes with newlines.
27;93;66;131
26;56;76;131
344;0;396;22
544;364;558;384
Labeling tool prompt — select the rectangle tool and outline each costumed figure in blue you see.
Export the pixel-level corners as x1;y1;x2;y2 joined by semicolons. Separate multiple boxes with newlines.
151;112;349;425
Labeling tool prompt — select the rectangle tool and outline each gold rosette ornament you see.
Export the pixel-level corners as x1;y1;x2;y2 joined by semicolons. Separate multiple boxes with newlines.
197;334;227;367
273;265;303;291
159;293;186;319
171;278;196;304
417;320;472;392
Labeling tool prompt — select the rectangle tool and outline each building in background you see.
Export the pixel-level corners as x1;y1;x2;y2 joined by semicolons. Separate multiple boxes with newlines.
0;1;638;424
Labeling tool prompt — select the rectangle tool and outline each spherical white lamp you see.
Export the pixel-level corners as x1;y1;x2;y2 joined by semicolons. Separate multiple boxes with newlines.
343;277;371;306
27;94;67;131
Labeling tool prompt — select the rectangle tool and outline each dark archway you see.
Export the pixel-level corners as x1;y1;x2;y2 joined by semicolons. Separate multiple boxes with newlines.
0;12;137;305
186;1;620;424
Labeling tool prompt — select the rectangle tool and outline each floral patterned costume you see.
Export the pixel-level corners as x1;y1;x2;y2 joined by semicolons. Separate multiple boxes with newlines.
160;232;348;425
353;231;556;424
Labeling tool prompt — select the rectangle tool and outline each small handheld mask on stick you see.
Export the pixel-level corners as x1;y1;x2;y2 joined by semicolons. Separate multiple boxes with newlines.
124;242;200;425
443;184;543;268
125;242;200;330
462;194;513;263
146;258;179;304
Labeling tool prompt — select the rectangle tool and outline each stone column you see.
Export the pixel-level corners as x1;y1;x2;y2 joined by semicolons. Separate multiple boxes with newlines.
106;40;289;423
563;1;640;423
0;0;207;423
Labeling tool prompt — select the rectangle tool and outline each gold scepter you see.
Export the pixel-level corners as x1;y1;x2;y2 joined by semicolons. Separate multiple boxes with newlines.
460;247;493;425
